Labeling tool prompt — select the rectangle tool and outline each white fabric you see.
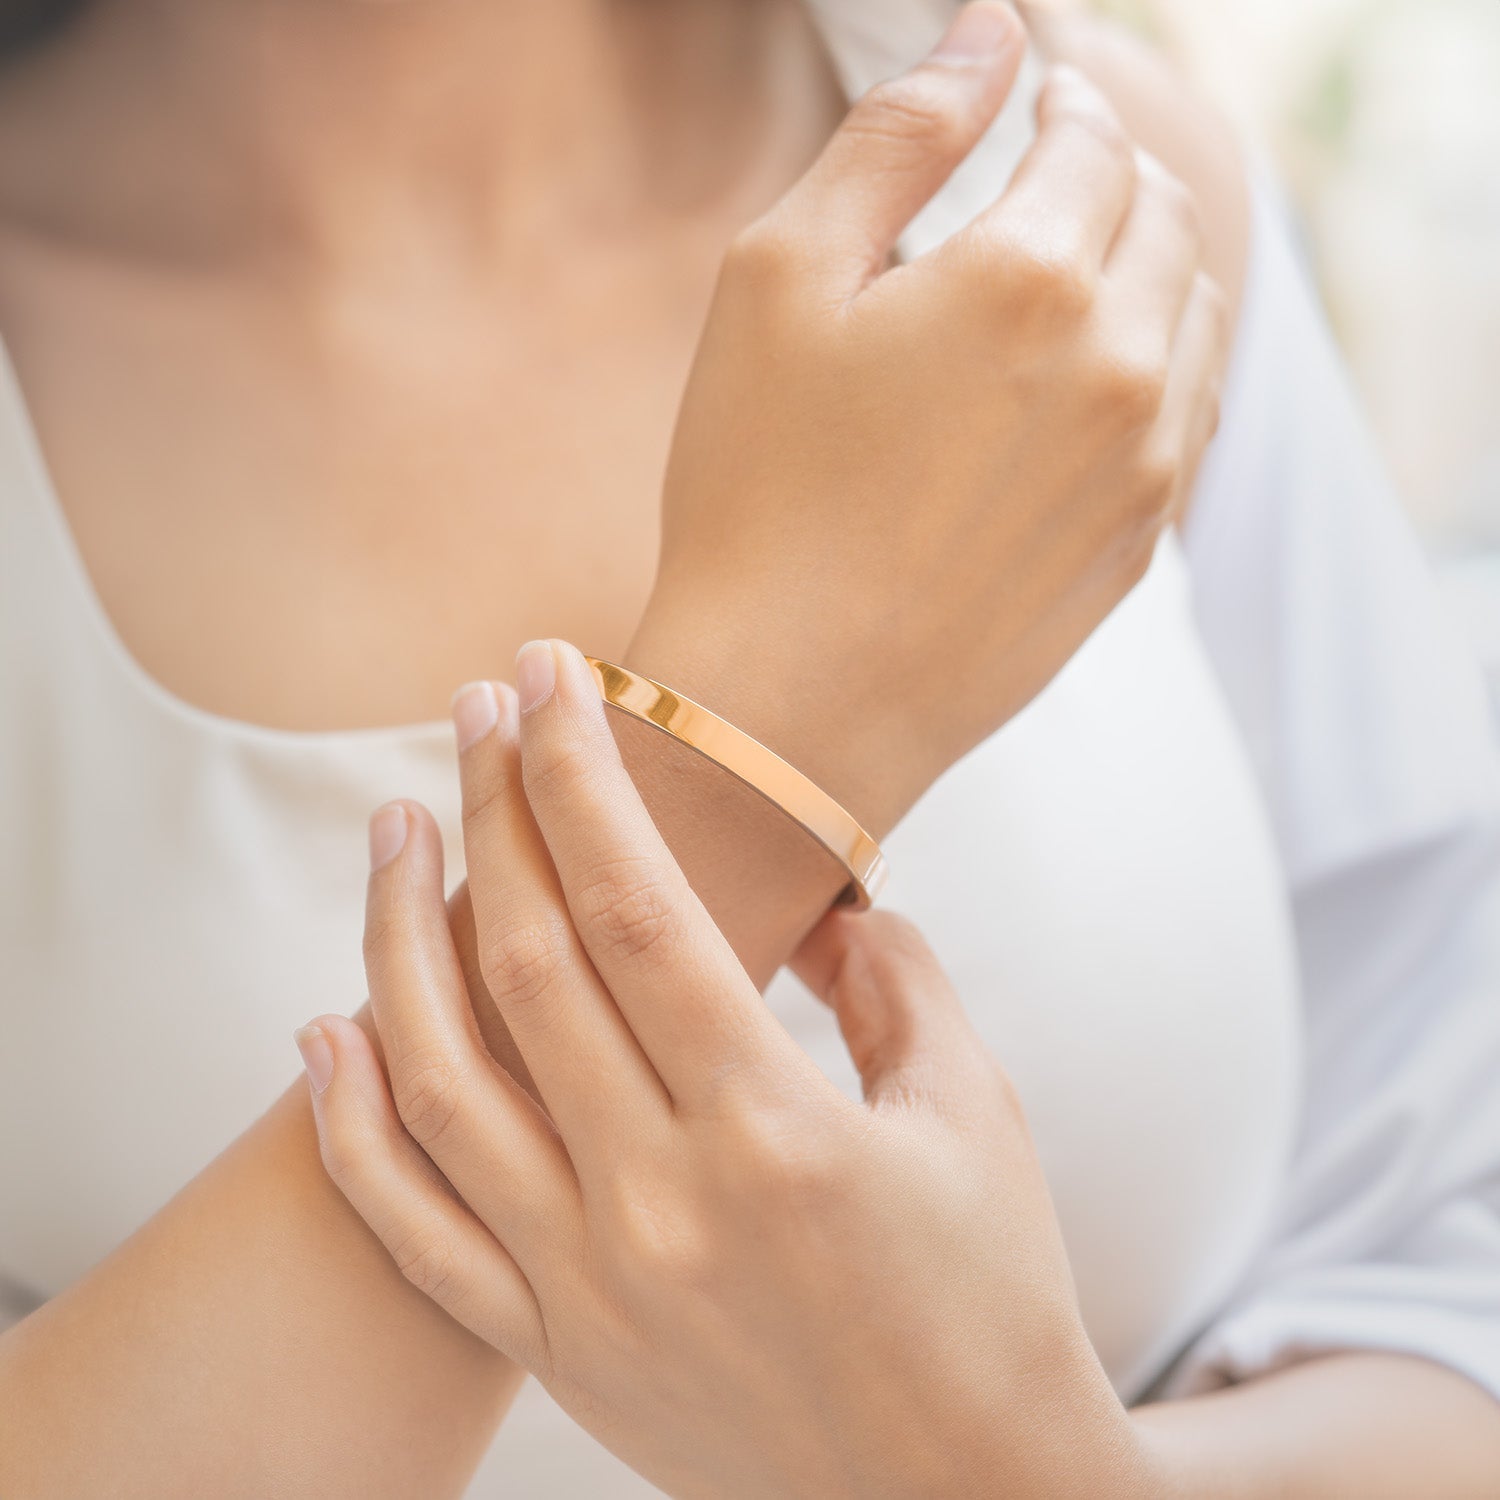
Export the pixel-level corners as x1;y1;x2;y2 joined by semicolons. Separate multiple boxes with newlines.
0;11;1494;1499
1162;178;1500;1402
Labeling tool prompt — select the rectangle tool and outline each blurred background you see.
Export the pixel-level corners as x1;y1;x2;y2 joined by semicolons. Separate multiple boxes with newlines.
1092;0;1500;708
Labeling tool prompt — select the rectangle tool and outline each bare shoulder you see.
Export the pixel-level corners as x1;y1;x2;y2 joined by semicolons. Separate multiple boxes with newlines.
1019;2;1251;319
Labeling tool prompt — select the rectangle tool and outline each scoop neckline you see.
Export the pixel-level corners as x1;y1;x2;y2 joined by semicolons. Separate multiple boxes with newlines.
0;336;456;751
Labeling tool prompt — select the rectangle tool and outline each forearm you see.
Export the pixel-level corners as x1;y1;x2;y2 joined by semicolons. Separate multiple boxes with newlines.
0;14;1246;1489
622;645;1500;1500
0;1080;520;1500
611;713;851;989
627;648;1500;1500
1133;1354;1500;1498
619;613;900;987
0;657;870;1496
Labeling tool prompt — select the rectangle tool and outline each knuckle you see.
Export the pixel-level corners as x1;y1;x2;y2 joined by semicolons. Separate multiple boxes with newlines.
519;727;592;806
1001;240;1096;321
1136;444;1182;506
852;74;968;158
390;1048;467;1151
612;1192;711;1286
458;753;518;832
722;219;800;293
1170;181;1203;250
1100;353;1169;429
1122;447;1180;530
362;903;404;969
575;858;677;967
1040;260;1096;321
728;1106;841;1206
1061;102;1133;168
316;1111;378;1197
482;913;573;1009
1197;273;1230;341
1145;163;1201;246
390;1221;465;1304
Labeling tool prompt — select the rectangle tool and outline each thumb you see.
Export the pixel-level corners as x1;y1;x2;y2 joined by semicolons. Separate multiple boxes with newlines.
767;1;1026;295
790;909;988;1111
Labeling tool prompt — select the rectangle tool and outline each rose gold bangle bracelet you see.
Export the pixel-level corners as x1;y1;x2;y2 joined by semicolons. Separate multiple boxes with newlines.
585;658;888;910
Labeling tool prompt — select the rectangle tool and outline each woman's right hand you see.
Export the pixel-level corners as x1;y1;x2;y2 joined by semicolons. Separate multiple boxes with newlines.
629;1;1226;835
303;660;1155;1500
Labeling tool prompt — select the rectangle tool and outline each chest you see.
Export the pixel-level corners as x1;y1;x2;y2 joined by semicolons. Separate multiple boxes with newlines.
0;496;1303;1406
0;240;721;731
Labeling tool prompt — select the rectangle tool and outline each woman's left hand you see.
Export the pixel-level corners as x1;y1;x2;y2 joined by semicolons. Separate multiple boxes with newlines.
298;640;1150;1500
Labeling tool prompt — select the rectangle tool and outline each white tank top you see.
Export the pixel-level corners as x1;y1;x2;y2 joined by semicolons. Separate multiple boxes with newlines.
0;16;1303;1496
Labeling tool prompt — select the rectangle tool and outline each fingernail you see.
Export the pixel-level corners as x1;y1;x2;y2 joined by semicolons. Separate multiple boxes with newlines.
368;802;408;871
295;1024;334;1094
929;1;1019;65
515;640;556;714
452;680;499;751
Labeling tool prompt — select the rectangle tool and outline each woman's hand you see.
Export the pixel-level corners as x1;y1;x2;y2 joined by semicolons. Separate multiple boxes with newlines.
629;1;1227;835
298;643;1152;1500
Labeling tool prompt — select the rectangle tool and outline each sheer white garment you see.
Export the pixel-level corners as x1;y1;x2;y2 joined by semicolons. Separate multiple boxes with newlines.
0;9;1496;1499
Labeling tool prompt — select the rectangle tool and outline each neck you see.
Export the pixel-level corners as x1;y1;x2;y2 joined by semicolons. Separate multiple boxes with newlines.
6;0;840;272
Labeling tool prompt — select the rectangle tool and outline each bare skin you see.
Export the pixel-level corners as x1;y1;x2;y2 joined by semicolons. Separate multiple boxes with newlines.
1019;0;1250;325
0;0;848;732
0;9;855;1496
0;0;1495;1496
0;0;1250;741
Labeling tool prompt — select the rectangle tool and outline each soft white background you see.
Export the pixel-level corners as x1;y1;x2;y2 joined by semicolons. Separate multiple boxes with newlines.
1092;0;1500;703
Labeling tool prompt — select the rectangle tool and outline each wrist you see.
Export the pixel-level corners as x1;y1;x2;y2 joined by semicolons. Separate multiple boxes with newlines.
626;582;925;840
855;1308;1159;1500
1006;1348;1164;1500
1124;1401;1241;1500
1112;1415;1185;1500
940;1312;1164;1500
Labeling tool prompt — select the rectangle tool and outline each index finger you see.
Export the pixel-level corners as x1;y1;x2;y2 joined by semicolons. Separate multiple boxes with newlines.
756;1;1026;296
514;640;819;1112
452;680;670;1156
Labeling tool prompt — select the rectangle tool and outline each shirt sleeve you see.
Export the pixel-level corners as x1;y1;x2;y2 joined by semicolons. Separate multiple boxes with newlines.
1166;171;1500;1402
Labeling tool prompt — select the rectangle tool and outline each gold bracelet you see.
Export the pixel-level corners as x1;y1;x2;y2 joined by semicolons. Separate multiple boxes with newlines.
585;657;888;909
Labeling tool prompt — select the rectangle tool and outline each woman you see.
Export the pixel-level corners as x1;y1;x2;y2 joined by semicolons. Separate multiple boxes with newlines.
0;0;1496;1495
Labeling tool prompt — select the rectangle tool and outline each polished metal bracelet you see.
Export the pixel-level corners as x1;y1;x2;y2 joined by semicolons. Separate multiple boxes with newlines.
585;657;888;909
